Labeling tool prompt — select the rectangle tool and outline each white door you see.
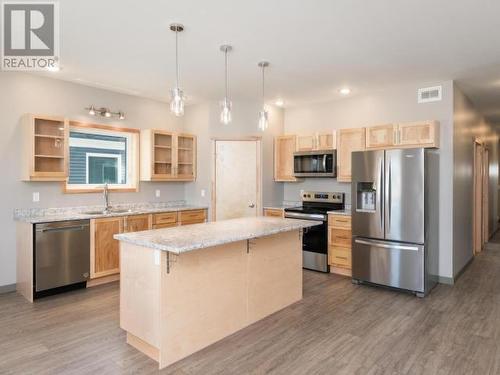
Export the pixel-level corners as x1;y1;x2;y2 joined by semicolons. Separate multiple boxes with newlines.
214;140;260;220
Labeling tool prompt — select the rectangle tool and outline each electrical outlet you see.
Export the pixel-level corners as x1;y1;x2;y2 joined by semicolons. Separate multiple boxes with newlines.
32;192;40;202
201;189;206;197
155;189;161;198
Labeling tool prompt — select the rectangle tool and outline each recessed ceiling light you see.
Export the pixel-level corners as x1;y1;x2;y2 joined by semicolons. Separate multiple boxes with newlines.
275;99;284;107
339;87;351;95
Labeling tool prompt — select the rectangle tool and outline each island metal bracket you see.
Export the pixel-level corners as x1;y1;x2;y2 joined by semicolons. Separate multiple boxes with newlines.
246;239;257;253
166;252;178;274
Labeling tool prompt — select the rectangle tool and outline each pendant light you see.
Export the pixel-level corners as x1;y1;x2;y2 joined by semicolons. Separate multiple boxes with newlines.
257;61;269;131
219;45;232;125
169;23;185;117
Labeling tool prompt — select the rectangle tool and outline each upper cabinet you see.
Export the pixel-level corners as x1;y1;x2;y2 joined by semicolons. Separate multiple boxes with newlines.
336;128;366;182
21;114;68;181
274;135;298;182
140;129;197;181
365;124;398;149
366;121;439;150
398;121;439;148
296;132;336;151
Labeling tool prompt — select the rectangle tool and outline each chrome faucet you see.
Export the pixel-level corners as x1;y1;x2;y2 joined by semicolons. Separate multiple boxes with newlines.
103;183;110;212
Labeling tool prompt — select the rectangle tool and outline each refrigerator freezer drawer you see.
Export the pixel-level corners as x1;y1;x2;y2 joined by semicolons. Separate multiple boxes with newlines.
352;237;424;293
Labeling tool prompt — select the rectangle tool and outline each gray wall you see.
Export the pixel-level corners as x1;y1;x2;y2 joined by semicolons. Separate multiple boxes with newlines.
452;83;498;277
283;81;455;278
0;73;185;287
183;101;285;218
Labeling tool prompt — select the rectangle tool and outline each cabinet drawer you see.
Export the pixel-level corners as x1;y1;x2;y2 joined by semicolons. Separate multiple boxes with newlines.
329;228;352;247
329;246;351;268
180;219;206;226
152;222;177;229
179;209;206;223
263;208;284;218
153;212;177;225
328;215;351;229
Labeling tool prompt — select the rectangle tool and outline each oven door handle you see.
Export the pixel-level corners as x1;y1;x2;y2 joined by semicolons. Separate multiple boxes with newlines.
284;212;326;221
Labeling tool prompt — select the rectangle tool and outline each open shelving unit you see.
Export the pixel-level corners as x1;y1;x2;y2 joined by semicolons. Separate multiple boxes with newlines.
22;115;68;181
140;129;196;181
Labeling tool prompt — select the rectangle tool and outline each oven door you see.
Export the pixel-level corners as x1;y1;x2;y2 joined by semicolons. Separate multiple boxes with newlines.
302;221;329;272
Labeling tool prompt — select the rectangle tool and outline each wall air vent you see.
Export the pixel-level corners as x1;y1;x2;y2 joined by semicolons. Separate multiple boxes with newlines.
417;85;442;103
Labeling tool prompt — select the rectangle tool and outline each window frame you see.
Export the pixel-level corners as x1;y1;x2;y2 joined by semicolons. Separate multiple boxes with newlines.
63;121;140;193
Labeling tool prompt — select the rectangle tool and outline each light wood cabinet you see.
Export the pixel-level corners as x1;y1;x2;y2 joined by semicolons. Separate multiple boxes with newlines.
365;124;398;149
91;217;123;279
336;128;366;182
263;208;284;218
91;214;154;279
124;214;151;233
140;129;197;181
328;213;352;275
274;135;298;182
398;121;439;147
21;114;68;181
365;121;439;149
179;209;207;225
296;132;336;151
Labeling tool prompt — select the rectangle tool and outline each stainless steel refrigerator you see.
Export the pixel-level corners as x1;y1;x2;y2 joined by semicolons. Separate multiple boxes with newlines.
351;148;439;297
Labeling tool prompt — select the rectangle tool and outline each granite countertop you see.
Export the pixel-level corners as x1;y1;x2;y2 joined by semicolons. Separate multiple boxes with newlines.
114;216;320;254
14;201;208;224
263;201;301;210
327;208;352;216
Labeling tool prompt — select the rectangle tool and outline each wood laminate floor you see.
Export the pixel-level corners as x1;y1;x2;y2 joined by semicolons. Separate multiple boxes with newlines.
2;238;500;375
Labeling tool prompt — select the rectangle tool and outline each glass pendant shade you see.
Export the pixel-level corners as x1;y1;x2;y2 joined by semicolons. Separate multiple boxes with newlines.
258;109;269;131
170;87;185;117
220;98;232;125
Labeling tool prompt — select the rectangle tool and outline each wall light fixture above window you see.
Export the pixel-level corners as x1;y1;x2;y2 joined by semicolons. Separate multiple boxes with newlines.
85;105;125;120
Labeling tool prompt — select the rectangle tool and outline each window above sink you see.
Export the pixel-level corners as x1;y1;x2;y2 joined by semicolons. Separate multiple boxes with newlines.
64;121;139;193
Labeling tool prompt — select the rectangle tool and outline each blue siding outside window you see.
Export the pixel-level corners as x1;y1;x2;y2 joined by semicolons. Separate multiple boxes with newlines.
68;131;128;185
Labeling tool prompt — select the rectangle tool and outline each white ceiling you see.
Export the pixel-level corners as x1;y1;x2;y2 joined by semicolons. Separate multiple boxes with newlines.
41;0;500;119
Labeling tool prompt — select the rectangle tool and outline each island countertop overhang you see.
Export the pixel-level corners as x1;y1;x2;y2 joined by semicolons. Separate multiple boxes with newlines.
114;216;320;254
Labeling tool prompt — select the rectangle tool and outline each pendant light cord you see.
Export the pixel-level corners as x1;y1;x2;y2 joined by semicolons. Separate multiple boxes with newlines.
225;49;229;100
175;30;180;88
261;65;265;106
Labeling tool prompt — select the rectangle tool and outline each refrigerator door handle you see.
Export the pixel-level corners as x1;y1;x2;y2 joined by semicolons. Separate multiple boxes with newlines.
354;238;419;251
379;157;384;233
387;158;392;234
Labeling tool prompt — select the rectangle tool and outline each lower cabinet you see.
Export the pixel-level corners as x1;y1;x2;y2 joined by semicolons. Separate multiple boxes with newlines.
124;214;151;233
178;209;207;225
90;210;207;281
328;214;352;276
91;217;124;279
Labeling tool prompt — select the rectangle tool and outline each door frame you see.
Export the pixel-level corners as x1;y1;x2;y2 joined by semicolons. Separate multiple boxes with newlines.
211;137;262;221
473;139;489;254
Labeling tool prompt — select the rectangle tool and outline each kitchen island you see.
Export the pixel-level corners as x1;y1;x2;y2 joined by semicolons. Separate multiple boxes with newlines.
114;216;319;369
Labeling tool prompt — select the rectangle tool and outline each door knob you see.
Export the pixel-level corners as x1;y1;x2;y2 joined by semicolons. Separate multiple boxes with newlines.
249;203;255;208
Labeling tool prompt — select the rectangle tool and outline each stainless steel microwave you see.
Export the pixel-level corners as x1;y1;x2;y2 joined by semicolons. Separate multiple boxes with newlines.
293;150;336;177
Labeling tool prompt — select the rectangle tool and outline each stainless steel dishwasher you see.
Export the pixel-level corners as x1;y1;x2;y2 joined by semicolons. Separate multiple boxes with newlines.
34;220;90;297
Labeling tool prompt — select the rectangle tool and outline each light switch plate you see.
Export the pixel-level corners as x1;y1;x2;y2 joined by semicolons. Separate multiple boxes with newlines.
201;189;206;197
155;189;161;198
32;192;40;202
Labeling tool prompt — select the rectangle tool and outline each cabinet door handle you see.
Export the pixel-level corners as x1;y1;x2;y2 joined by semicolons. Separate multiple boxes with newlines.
335;256;348;260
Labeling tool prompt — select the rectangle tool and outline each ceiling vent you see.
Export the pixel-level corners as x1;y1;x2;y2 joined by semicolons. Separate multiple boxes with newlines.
417;85;442;103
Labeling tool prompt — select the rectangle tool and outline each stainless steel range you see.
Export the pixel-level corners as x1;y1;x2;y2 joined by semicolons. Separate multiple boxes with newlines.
285;191;345;272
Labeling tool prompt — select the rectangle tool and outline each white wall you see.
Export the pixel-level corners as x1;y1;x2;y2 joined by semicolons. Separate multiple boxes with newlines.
183;101;285;218
453;84;498;277
0;73;186;287
283;81;455;279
